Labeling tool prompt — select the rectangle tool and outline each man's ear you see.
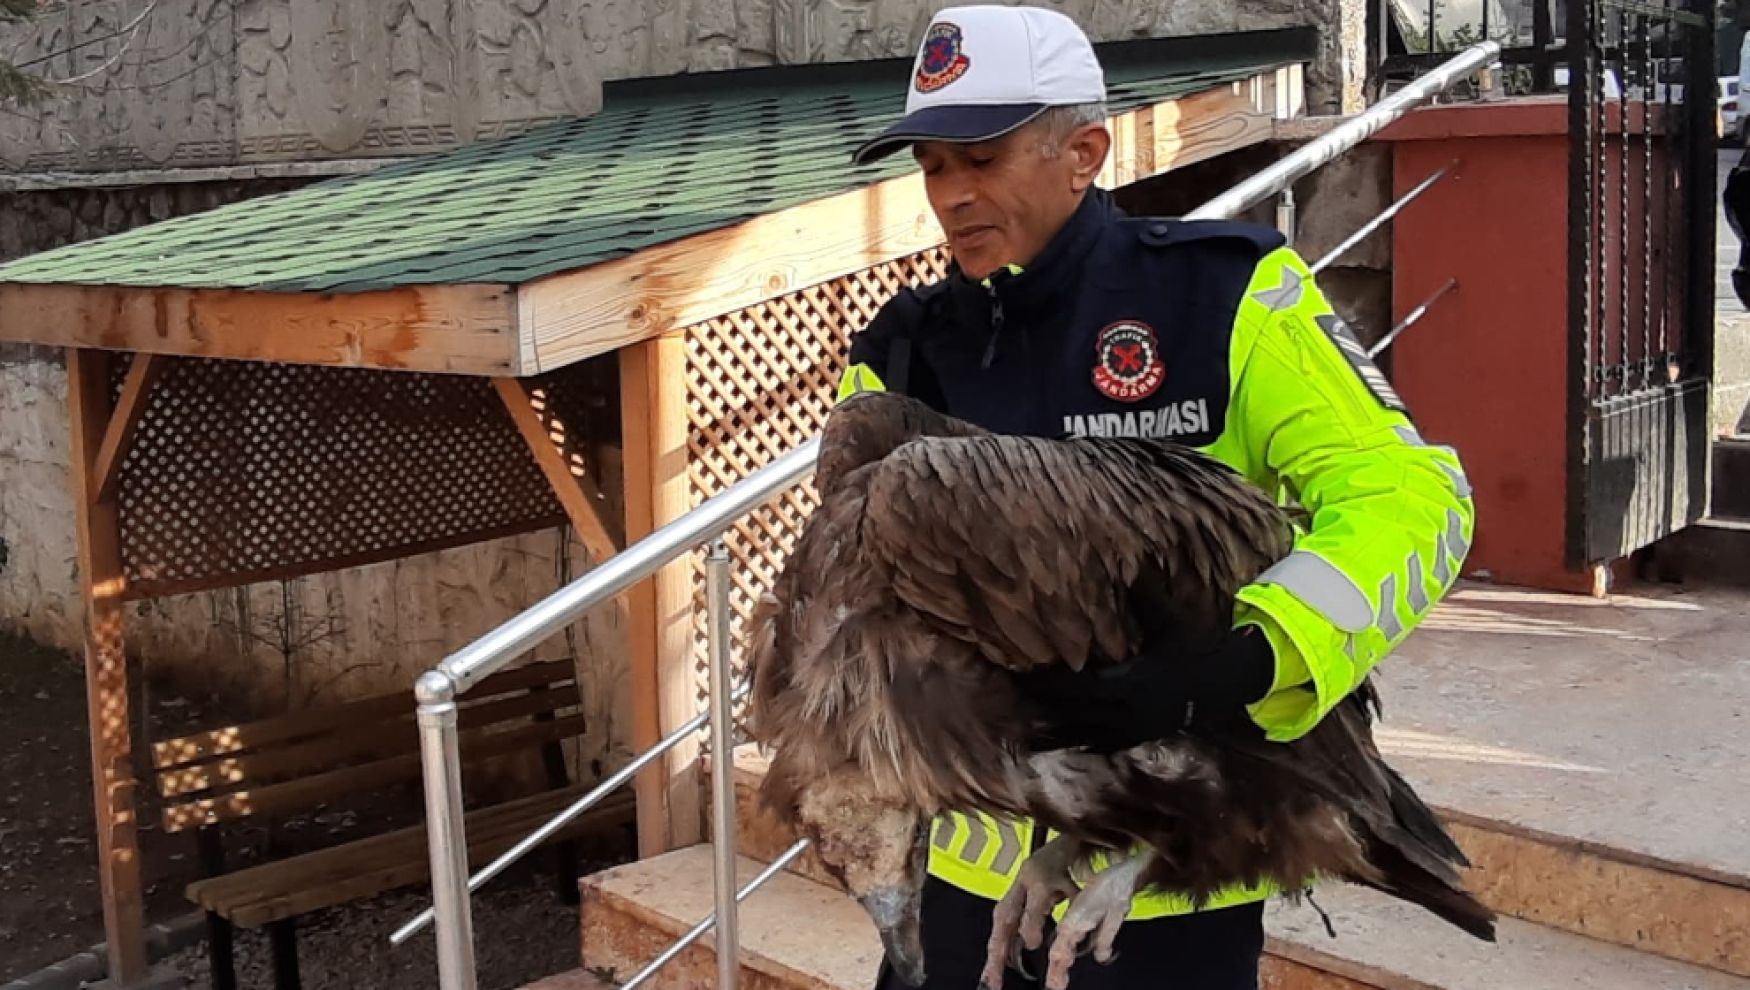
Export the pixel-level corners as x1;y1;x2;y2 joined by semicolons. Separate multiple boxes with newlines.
1067;123;1112;192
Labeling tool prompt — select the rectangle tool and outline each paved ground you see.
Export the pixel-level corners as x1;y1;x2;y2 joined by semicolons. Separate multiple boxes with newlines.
1375;579;1750;882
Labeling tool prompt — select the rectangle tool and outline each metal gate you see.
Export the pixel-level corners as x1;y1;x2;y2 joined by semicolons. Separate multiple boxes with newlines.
1565;0;1717;568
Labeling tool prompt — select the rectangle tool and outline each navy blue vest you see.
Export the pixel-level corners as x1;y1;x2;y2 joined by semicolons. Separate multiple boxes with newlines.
848;189;1286;446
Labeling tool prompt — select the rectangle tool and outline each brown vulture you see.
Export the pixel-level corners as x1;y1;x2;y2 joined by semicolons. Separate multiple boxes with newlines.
745;389;1494;990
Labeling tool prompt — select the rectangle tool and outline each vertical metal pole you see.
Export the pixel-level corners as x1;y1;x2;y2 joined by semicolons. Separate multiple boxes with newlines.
1275;188;1297;243
1685;0;1719;383
1640;15;1653;390
416;672;479;990
1532;0;1554;91
706;542;741;990
1563;0;1596;570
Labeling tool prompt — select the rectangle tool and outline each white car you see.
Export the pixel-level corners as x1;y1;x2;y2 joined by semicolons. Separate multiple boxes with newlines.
1721;76;1741;145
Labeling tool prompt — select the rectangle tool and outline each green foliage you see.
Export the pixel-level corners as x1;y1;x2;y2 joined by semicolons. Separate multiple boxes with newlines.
0;0;46;106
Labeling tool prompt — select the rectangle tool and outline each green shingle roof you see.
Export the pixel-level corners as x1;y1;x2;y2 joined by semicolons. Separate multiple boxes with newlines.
0;30;1313;295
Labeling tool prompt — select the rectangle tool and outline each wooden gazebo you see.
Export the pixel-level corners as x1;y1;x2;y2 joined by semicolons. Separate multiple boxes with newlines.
0;32;1309;985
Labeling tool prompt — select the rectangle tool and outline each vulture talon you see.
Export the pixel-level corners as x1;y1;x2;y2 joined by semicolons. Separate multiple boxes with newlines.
1044;852;1147;990
980;836;1084;990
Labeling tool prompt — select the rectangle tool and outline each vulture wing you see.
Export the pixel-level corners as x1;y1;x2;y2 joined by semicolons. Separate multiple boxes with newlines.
856;431;1295;673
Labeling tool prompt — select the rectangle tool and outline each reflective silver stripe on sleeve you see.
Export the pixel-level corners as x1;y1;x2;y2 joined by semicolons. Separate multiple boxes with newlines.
959;818;989;863
1437;459;1474;499
1394;425;1424;446
1434;541;1455;586
1251;264;1306;310
1255;550;1373;633
1446;508;1471;563
933;817;957;852
988;819;1024;875
1377;573;1404;640
1406;551;1431;615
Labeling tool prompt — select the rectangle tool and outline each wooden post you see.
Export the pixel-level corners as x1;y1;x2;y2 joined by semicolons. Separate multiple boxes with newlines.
66;348;149;983
618;333;702;855
493;375;625;561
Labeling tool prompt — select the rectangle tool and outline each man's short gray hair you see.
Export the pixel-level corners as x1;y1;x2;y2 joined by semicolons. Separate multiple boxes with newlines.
1035;102;1108;157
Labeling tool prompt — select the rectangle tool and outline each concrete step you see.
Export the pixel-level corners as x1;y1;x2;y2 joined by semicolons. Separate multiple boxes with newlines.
718;746;1750;982
1377;582;1750;978
578;845;1750;990
708;582;1750;980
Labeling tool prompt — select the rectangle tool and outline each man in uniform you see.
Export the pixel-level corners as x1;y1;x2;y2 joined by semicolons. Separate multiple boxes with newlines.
834;6;1476;989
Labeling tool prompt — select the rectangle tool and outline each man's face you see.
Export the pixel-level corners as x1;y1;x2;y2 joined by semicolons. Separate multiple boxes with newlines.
913;118;1110;281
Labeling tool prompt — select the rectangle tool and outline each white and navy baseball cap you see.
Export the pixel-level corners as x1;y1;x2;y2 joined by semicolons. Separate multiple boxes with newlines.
851;4;1108;165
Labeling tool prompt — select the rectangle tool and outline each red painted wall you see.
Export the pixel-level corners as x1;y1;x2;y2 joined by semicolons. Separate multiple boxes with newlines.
1374;100;1596;592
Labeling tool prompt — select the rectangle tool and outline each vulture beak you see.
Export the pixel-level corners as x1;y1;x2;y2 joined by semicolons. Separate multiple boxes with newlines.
862;885;926;987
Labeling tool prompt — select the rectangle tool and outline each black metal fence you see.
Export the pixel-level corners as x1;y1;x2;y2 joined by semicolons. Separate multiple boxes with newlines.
1565;0;1716;566
1372;0;1719;568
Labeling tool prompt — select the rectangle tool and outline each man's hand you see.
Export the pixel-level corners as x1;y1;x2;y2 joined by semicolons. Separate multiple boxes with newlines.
1014;626;1276;752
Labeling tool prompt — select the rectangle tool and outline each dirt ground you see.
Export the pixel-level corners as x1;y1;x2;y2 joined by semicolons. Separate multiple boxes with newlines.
0;630;632;989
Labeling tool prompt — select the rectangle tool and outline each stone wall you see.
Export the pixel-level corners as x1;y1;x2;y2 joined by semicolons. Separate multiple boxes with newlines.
0;0;1364;172
0;183;634;784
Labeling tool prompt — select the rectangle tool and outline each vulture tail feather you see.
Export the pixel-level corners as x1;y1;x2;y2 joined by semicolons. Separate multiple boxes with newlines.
1382;762;1471;870
1355;839;1498;942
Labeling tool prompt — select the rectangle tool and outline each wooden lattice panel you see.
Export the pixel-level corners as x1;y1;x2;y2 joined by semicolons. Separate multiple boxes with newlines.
111;355;603;600
684;248;952;715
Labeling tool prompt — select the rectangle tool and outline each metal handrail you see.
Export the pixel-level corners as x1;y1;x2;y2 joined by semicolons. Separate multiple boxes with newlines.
1311;161;1457;275
391;678;752;945
405;39;1502;990
1186;41;1499;221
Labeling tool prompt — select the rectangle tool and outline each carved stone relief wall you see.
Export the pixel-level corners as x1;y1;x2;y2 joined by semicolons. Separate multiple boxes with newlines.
0;0;239;171
1;0;1355;172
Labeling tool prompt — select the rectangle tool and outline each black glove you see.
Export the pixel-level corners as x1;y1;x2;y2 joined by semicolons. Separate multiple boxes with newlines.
1014;626;1277;752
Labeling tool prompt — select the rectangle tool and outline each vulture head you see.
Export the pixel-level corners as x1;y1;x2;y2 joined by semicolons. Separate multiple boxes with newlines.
788;767;931;984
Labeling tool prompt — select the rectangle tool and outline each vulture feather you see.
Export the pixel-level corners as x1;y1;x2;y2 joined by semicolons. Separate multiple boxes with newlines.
745;390;1494;989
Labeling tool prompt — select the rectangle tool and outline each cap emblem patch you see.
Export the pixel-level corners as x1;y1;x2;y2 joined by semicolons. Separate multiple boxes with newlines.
915;22;971;93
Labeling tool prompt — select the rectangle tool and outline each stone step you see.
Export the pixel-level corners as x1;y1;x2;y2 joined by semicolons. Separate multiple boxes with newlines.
717;733;1750;981
578;845;1750;990
709;582;1750;981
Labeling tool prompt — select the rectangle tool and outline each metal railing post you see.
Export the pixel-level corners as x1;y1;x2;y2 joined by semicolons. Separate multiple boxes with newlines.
706;541;741;990
1276;188;1297;242
415;671;479;990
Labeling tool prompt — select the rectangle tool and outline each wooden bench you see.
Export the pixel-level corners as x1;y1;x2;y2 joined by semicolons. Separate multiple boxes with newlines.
150;658;635;990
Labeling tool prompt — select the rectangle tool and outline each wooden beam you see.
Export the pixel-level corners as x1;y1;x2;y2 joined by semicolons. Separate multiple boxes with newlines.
522;67;1298;372
618;334;702;856
93;354;163;504
66;347;149;984
493;376;625;561
0;283;520;376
